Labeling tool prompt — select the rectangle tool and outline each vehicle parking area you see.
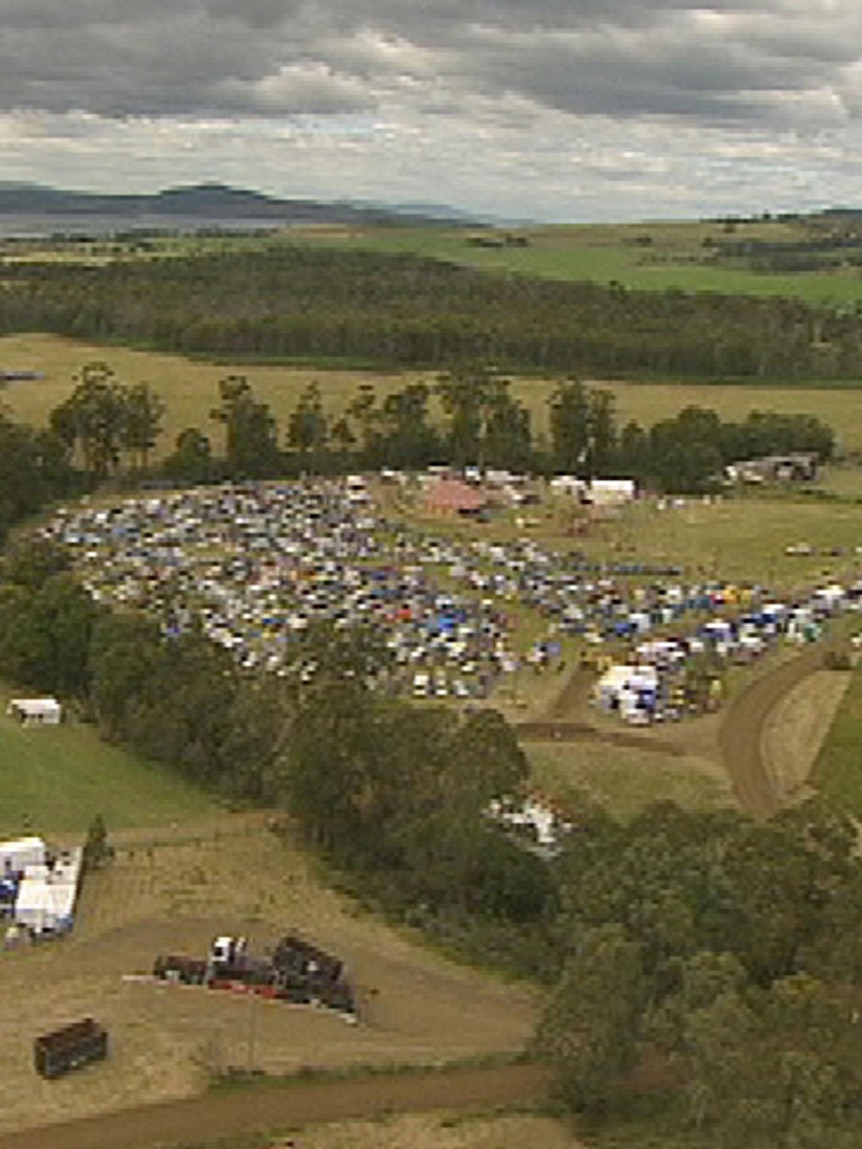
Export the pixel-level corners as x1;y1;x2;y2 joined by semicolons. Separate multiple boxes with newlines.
0;816;537;1137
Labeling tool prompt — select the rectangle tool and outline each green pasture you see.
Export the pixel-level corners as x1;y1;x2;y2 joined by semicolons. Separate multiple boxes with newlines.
10;213;862;307
527;741;734;821
0;691;219;839
5;332;862;459
568;495;862;590
290;218;862;306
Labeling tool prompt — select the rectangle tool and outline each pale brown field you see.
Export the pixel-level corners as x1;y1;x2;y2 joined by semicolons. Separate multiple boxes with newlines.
761;668;853;801
3;332;862;456
267;1111;584;1149
0;815;538;1137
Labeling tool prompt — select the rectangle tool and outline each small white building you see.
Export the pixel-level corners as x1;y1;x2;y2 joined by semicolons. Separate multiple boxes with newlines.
6;698;62;727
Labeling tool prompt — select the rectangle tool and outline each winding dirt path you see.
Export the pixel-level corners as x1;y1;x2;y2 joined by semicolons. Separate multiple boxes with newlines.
718;642;845;818
0;1062;549;1149
519;637;850;822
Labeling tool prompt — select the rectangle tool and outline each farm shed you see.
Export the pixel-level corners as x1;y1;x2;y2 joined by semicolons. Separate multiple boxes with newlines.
7;698;62;726
725;453;819;484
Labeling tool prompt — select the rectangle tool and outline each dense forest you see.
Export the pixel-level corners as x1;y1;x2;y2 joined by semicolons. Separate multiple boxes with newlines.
2;244;862;379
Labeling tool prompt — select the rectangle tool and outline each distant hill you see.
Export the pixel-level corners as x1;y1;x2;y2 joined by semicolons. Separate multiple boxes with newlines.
0;181;479;227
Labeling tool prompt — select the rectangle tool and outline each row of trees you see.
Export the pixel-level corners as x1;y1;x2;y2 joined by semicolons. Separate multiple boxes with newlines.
1;244;861;380
50;361;165;474
176;372;834;493
0;413;80;544
46;362;835;494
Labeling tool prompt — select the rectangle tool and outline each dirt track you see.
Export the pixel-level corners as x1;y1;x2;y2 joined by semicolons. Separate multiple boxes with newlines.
525;640;846;820
0;1062;550;1149
719;642;843;818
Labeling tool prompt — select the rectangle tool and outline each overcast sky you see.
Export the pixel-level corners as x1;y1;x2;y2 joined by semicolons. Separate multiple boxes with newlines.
2;0;862;222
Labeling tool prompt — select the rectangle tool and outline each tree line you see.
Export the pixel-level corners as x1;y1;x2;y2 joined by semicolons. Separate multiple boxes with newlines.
2;243;862;380
48;362;836;495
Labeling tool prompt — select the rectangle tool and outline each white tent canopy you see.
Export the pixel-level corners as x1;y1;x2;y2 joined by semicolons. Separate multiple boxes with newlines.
6;698;62;726
14;879;75;935
0;837;46;875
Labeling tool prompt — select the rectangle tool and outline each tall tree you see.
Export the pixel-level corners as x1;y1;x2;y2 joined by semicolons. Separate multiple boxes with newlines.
210;375;281;478
119;382;165;470
163;427;216;485
535;924;647;1114
286;381;329;473
548;379;593;474
50;362;129;477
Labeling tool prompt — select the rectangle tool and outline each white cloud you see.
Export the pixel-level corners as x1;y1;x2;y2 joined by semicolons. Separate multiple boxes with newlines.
2;1;862;220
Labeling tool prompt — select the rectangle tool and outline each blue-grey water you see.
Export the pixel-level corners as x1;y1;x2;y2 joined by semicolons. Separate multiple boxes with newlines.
0;214;293;239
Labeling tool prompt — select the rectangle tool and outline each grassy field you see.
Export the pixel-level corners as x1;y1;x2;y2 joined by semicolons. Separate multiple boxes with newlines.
526;741;733;821
392;482;862;591
12;214;862;308
0;686;219;839
561;494;862;589
3;331;862;456
287;217;862;306
178;1111;583;1149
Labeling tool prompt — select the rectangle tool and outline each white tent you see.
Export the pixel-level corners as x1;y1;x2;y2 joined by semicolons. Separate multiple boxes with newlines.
14;879;75;935
6;698;62;726
0;836;46;875
587;478;636;506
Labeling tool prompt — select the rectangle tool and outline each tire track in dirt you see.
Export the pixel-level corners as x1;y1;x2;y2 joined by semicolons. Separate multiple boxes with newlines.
514;719;686;756
0;1062;549;1149
718;642;843;819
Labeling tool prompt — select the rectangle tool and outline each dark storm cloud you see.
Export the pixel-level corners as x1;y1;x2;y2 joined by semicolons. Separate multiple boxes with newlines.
0;1;859;125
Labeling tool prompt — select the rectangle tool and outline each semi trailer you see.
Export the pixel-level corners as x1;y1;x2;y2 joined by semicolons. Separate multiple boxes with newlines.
153;932;357;1017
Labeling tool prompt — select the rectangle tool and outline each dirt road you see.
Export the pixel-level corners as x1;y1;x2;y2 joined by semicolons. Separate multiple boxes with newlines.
718;642;843;818
0;1062;550;1149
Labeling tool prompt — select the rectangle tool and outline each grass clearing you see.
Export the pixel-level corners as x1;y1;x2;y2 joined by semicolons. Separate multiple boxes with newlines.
392;486;862;592
576;495;862;589
526;740;734;821
259;1111;581;1149
0;686;220;838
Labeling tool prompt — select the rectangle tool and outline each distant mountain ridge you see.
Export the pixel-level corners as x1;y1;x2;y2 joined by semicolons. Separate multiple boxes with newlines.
0;181;481;226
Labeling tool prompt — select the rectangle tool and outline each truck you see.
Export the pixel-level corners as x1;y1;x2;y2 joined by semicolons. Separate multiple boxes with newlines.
34;1018;108;1079
153;933;357;1018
